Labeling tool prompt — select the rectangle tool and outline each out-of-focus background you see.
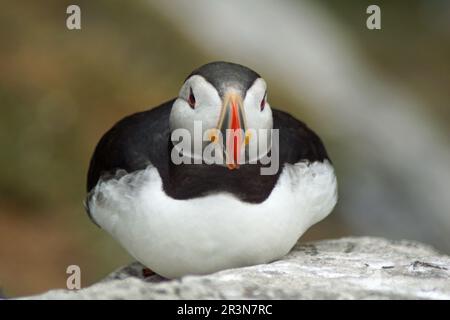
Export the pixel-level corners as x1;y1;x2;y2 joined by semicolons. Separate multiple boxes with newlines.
1;0;449;297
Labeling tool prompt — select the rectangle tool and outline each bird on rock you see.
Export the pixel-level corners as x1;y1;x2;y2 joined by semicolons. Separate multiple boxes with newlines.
85;61;337;278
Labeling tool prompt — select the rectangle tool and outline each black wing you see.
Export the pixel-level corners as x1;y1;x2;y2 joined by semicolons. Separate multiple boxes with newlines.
272;108;330;165
86;99;174;193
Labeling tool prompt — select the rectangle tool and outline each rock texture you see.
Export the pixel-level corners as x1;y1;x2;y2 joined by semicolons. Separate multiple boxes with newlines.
22;237;450;299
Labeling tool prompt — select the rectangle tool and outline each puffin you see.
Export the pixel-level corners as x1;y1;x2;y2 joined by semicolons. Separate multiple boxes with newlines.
86;61;337;278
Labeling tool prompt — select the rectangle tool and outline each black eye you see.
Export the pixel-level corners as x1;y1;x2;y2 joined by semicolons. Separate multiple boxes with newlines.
188;87;196;109
260;92;267;111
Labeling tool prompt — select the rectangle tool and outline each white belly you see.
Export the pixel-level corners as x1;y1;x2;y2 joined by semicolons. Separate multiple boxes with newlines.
88;161;337;278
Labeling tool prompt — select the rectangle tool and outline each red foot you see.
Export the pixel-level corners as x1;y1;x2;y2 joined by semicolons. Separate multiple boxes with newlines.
142;267;154;278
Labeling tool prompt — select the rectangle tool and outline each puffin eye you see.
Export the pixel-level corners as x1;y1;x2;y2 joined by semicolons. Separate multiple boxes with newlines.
188;87;196;109
260;92;267;111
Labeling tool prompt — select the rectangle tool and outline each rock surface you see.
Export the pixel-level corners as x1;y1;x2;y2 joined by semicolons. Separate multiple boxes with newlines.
22;237;450;299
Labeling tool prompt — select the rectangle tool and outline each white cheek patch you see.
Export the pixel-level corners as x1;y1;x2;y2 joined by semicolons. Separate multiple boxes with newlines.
179;75;222;110
171;75;222;132
170;75;223;161
244;78;272;131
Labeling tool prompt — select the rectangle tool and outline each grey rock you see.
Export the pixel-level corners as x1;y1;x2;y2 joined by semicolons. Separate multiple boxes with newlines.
21;237;450;299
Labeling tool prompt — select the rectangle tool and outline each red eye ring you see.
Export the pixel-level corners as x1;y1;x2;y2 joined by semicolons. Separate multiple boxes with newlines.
260;92;267;111
188;87;196;109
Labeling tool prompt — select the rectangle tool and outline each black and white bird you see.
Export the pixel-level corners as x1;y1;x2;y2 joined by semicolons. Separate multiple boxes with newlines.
86;62;337;278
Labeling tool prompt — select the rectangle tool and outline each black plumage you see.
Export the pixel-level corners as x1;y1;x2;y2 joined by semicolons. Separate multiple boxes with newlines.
86;101;329;204
187;61;261;98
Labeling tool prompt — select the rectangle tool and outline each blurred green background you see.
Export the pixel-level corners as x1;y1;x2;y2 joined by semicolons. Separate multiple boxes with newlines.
1;0;449;297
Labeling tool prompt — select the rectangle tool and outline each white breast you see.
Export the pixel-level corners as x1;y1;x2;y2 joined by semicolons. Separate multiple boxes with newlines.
88;160;337;278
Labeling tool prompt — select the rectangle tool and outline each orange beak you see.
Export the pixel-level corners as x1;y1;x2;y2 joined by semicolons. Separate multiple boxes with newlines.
217;92;246;169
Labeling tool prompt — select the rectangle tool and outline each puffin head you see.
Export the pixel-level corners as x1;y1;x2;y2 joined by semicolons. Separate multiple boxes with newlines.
169;61;273;169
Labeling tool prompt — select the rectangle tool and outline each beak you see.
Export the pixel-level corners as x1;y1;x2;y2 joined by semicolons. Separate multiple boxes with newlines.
216;92;246;169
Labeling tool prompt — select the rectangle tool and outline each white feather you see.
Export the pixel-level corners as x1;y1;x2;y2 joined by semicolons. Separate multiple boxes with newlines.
88;160;337;278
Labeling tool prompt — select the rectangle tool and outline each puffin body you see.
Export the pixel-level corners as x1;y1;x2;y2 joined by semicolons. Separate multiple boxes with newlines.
86;62;337;278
